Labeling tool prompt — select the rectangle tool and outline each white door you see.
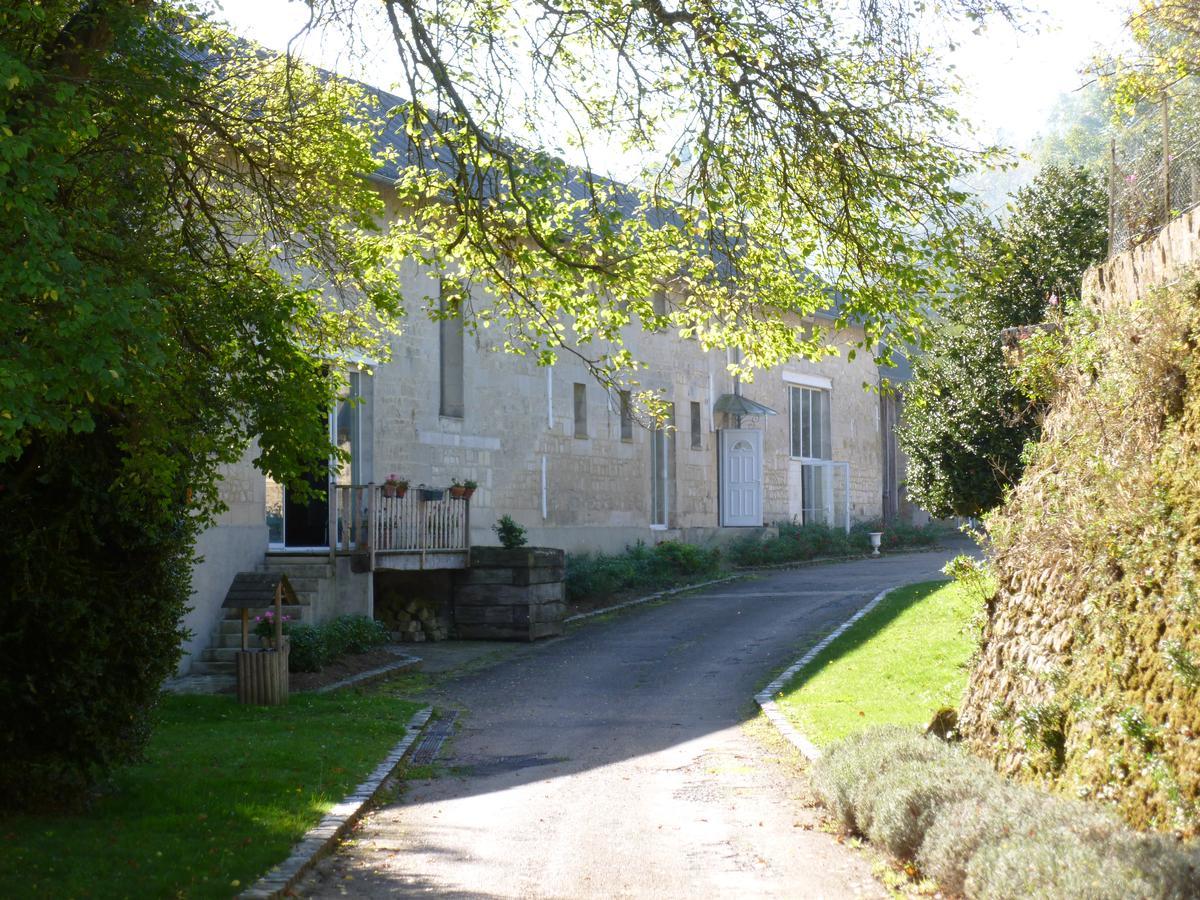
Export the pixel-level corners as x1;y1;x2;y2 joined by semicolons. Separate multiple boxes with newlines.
720;429;763;527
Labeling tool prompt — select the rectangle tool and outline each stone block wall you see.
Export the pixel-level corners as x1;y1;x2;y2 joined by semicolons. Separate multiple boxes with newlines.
1083;205;1200;312
366;251;884;553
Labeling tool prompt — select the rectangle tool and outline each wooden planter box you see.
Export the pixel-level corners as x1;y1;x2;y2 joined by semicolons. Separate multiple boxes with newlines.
236;646;289;705
453;547;565;641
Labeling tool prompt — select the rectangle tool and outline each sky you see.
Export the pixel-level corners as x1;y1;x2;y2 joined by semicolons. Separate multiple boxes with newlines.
218;0;1134;165
944;0;1131;148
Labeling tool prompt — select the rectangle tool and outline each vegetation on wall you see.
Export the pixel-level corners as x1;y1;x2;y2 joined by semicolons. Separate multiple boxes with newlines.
897;165;1108;518
959;276;1200;836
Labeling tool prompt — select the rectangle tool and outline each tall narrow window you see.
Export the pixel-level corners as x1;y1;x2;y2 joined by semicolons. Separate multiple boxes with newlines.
573;383;588;438
790;386;834;525
439;284;464;418
619;389;633;442
690;401;702;450
789;386;831;460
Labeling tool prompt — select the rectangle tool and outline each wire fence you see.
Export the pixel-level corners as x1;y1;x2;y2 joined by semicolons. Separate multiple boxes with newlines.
1109;83;1200;257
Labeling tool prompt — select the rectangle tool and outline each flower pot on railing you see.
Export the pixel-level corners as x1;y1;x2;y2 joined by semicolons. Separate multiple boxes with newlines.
418;486;444;502
382;476;408;499
449;480;477;500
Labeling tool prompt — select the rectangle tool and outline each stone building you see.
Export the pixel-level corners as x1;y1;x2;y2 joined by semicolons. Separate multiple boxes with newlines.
178;89;887;677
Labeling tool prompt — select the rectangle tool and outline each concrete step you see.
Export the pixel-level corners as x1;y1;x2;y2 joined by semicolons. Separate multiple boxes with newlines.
269;574;326;594
261;556;333;574
222;603;309;621
202;645;291;664
189;658;236;676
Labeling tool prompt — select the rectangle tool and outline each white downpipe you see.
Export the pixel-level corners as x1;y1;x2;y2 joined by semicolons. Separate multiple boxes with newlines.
546;366;553;430
541;455;548;520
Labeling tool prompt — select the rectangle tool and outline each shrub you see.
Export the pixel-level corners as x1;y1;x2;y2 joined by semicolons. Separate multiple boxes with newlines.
323;615;389;656
565;540;720;604
287;616;388;673
965;824;1200;900
649;540;721;579
811;726;949;836
898;166;1107;518
287;625;329;674
813;727;1200;897
492;515;528;549
860;754;995;860
727;520;947;568
0;425;194;810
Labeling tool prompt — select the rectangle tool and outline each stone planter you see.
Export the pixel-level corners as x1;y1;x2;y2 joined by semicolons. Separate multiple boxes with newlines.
453;546;565;641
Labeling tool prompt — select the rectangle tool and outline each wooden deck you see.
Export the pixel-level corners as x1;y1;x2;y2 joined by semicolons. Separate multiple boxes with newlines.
331;485;471;571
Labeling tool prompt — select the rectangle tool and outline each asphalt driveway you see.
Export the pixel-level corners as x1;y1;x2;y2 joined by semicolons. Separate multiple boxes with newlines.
300;548;962;898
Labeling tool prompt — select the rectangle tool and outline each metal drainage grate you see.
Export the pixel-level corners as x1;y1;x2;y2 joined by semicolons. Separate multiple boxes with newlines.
409;710;458;766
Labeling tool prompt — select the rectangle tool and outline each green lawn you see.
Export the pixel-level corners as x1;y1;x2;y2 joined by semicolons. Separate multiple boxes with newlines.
776;579;979;747
0;689;423;899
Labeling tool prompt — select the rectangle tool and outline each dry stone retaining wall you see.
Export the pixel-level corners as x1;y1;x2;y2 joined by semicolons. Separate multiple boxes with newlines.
959;219;1200;836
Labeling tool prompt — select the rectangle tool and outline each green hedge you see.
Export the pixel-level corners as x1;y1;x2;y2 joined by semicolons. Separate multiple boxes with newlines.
566;540;721;605
727;520;946;567
286;616;390;673
0;423;194;810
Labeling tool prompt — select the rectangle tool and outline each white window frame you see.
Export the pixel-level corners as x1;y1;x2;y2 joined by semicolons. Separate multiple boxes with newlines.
789;385;832;462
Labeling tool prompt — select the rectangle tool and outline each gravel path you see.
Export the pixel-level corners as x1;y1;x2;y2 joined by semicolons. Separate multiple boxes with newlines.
299;549;960;898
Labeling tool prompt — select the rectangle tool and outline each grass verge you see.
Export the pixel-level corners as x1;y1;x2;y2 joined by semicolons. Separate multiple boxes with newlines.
0;690;423;898
776;579;977;746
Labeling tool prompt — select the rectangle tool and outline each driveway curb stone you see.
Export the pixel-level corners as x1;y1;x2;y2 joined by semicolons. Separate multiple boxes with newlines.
238;705;434;899
754;585;897;760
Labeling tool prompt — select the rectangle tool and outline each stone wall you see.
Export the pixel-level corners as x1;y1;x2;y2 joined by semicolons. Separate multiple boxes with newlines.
959;211;1200;836
1083;205;1200;311
366;247;884;553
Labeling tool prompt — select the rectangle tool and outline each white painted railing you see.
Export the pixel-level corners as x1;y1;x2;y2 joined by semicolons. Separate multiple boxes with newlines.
329;484;470;565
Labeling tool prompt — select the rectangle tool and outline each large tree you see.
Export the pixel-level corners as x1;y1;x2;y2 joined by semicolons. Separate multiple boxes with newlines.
0;3;401;806
897;165;1108;519
1;0;1013;804
301;0;1013;380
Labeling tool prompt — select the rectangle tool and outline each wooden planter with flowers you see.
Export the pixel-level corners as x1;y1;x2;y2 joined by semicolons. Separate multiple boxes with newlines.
221;571;297;706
